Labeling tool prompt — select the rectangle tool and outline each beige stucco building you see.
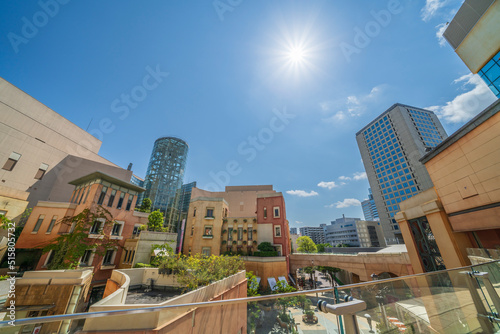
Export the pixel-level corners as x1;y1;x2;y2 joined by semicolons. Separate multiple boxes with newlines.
396;99;500;273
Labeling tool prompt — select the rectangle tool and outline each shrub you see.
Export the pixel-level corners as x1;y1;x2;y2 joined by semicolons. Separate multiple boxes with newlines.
134;263;153;268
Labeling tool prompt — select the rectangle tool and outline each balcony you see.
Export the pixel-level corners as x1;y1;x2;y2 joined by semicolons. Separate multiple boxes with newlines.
3;260;500;333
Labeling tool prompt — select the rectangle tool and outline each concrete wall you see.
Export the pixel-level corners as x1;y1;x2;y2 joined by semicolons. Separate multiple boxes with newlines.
455;1;500;73
134;231;177;265
242;256;287;288
83;270;247;333
0;78;130;209
425;107;500;232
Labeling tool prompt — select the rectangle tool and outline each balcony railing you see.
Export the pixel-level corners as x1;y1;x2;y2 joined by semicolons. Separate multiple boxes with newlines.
2;260;500;333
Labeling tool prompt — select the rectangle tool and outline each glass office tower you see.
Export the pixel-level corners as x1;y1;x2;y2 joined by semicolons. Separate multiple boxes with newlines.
356;104;448;244
143;137;188;231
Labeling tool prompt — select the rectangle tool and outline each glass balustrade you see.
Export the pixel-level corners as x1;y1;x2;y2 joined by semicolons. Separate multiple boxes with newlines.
2;259;500;333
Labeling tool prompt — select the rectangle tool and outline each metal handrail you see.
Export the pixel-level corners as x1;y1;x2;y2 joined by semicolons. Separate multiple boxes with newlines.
2;259;499;327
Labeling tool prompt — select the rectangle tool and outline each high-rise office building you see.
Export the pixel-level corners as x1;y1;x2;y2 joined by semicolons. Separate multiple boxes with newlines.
361;188;379;221
443;0;500;98
143;137;188;231
290;227;298;235
299;226;326;244
324;216;385;248
356;104;448;244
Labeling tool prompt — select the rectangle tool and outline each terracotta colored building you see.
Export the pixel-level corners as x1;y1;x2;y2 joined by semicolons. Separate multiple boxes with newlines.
16;171;148;296
395;99;500;273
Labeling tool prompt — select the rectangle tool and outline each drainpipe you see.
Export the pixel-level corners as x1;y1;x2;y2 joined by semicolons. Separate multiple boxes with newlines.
59;285;83;333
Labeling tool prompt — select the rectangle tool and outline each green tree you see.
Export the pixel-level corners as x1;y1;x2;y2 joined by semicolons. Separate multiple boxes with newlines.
317;266;341;286
257;242;274;252
273;280;297;322
42;207;121;269
0;208;32;242
160;253;245;291
316;243;330;253
296;236;317;253
136;198;152;213
150;242;174;267
246;271;260;297
147;210;164;231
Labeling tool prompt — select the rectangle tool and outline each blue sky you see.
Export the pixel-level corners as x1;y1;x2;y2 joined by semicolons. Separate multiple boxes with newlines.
0;0;497;228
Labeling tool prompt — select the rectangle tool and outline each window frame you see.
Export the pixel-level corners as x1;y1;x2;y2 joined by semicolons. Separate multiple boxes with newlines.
46;215;58;234
273;206;280;218
2;152;21;171
32;214;45;233
274;225;282;237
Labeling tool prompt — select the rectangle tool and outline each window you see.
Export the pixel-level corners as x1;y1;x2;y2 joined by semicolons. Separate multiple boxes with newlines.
46;215;57;233
32;214;45;233
133;224;141;236
97;186;108;205
228;227;233;241
116;192;125;209
80;250;93;266
273;207;280;218
126;195;134;211
193;208;196;217
89;220;102;234
103;249;115;265
248;227;253;240
78;186;87;204
238;227;243;240
107;189;116;207
111;222;123;236
123;250;129;263
201;247;211;257
263;207;267;219
190;225;194;236
2;152;21;171
274;226;281;237
0;210;7;216
81;186;90;204
206;208;214;218
34;163;49;180
204;225;213;237
44;250;55;267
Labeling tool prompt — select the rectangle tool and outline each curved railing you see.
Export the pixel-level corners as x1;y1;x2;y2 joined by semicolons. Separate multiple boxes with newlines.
2;259;500;333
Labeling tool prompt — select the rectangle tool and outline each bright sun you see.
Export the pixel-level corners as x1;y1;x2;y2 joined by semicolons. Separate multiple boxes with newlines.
288;47;305;63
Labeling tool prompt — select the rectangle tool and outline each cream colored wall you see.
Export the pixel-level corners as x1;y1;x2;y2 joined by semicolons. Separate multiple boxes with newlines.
425;110;500;231
455;1;500;73
0;194;28;225
183;198;227;255
190;186;276;218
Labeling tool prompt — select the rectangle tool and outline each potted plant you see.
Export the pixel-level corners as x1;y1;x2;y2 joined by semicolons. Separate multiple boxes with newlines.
243;218;247;222
253;218;257;222
252;240;257;245
233;229;238;234
233;219;238;223
222;240;227;244
243;229;247;233
303;310;318;324
243;241;247;245
222;229;227;234
232;240;237;245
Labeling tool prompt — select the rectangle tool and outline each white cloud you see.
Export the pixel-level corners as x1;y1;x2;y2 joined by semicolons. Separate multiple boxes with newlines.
353;172;367;181
286;190;319;197
321;85;385;123
326;198;362;209
295;221;303;224
421;0;447;21
317;181;338;190
428;74;497;124
339;176;351;181
435;22;448;47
